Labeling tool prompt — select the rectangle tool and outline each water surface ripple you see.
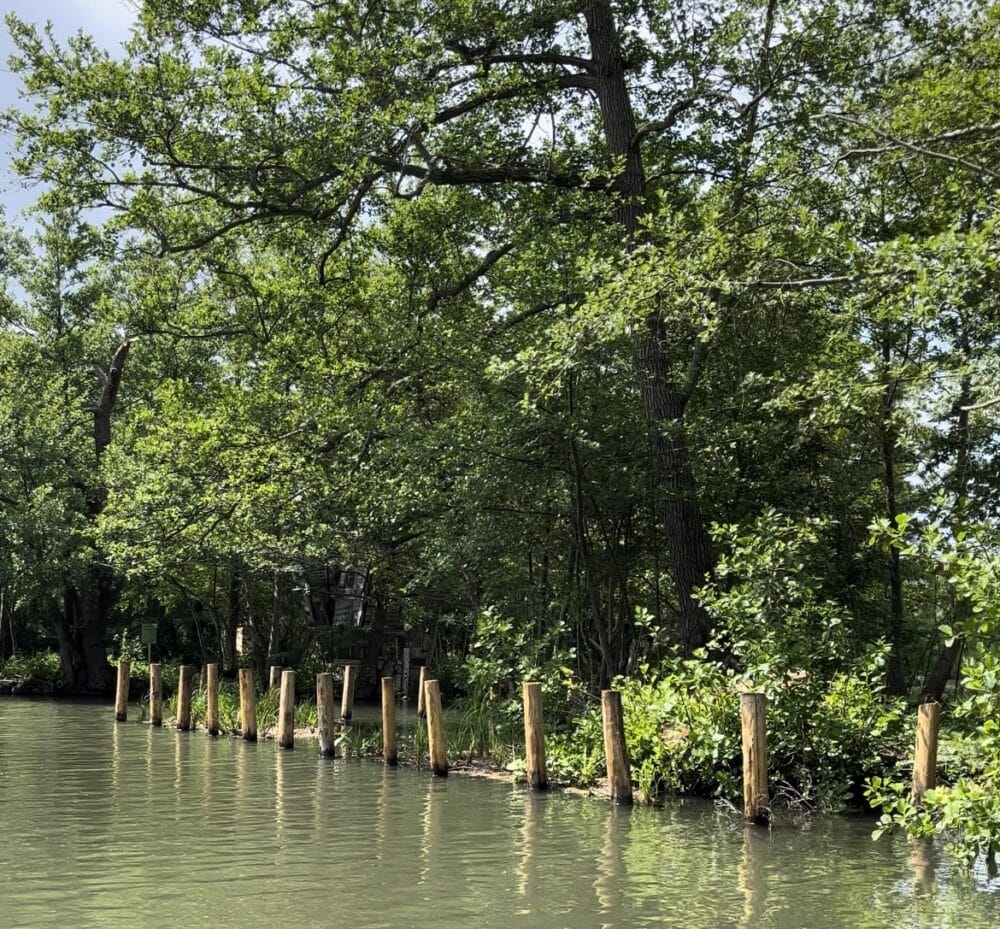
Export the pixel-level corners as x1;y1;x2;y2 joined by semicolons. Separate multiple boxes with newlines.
1;699;998;928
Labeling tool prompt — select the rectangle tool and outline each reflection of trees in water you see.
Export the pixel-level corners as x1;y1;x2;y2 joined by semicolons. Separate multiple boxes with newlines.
91;716;1000;929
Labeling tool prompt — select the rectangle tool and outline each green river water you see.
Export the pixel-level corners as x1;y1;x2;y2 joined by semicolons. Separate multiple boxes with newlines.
1;699;998;929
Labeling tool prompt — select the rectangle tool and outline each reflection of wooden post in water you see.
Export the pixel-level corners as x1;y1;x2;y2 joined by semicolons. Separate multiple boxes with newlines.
275;749;287;842
522;682;547;790
595;807;628;914
909;839;936;896
601;690;632;805
278;670;296;749
341;664;357;721
317;672;337;757
419;778;443;884
740;693;769;824
417;666;428;718
149;663;163;727
738;829;768;927
375;764;391;864
911;702;940;805
205;663;220;736
239;668;257;741
114;660;130;722
145;723;155;785
173;715;187;791
382;677;398;766
517;796;539;898
235;733;250;795
111;715;124;792
269;665;282;689
424;679;448;777
176;665;194;731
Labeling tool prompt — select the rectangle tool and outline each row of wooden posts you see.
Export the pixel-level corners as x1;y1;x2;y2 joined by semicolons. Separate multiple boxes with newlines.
114;661;941;822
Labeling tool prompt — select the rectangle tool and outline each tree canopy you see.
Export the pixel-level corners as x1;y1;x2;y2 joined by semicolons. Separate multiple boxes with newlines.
0;1;997;767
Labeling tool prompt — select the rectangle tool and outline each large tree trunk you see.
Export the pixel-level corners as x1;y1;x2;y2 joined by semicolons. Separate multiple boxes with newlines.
55;339;134;693
51;583;115;692
584;0;716;653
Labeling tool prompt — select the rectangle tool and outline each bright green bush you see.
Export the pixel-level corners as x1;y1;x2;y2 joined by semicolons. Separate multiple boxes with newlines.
0;651;62;684
865;521;1000;858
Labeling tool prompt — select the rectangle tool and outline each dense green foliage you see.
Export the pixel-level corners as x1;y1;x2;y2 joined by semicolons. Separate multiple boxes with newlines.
0;0;998;853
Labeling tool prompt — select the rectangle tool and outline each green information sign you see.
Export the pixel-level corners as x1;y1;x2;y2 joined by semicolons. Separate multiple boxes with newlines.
140;623;158;646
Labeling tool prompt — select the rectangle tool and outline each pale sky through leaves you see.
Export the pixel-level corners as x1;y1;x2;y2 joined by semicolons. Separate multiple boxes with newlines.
0;0;136;220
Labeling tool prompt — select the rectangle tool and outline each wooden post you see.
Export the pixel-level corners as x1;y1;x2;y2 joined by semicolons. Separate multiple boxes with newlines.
114;660;130;722
278;669;295;749
239;668;257;742
341;664;357;720
382;676;398;766
149;663;163;727
269;665;282;689
911;701;940;805
176;664;193;731
417;665;428;718
601;690;632;805
424;678;448;777
205;662;220;736
317;672;337;757
740;692;769;823
522;681;547;790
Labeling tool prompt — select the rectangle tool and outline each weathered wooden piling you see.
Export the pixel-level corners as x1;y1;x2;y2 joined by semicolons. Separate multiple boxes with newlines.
382;676;398;766
522;681;547;790
269;665;282;690
149;663;163;727
317;672;337;757
205;662;220;736
111;659;129;722
911;701;940;805
340;664;357;721
239;668;257;741
740;692;769;823
424;678;448;777
278;669;295;749
601;690;632;805
176;664;194;731
417;665;427;718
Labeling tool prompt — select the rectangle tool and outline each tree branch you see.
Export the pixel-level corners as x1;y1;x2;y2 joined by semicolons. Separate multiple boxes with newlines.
826;112;1000;181
427;241;516;314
